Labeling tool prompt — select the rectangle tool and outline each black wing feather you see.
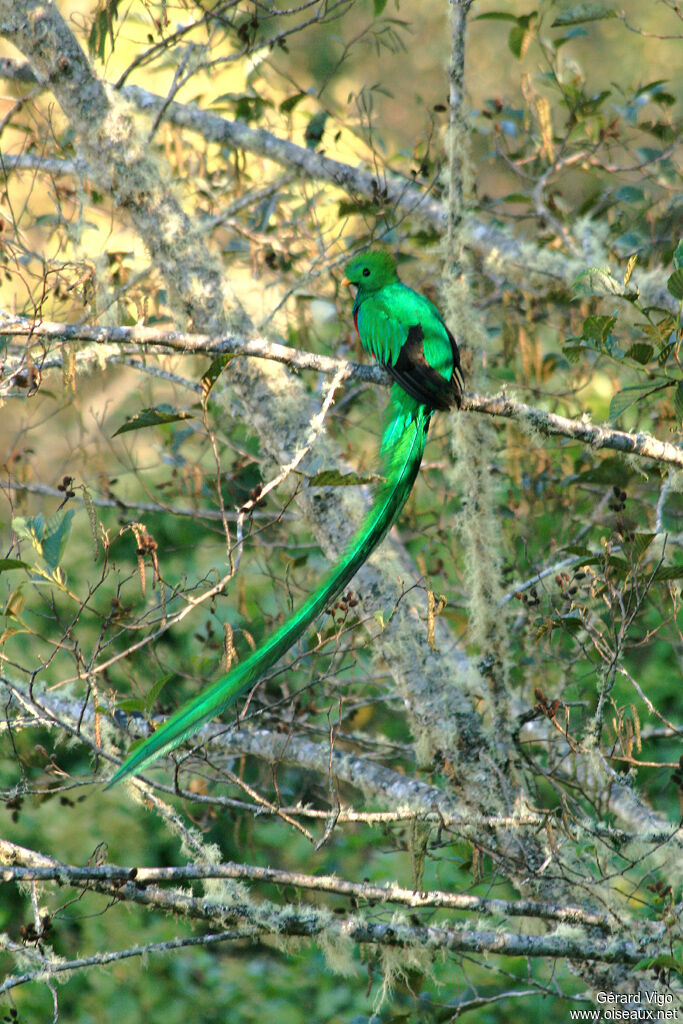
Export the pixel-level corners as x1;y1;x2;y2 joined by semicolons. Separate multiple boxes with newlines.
384;324;463;412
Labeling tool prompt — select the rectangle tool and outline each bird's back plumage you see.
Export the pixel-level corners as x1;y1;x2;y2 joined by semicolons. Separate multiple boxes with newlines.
354;282;462;411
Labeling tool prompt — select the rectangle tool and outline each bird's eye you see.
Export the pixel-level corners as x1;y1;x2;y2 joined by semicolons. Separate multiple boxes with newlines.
362;268;370;277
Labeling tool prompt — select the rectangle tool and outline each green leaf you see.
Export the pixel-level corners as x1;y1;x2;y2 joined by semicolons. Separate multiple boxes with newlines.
551;4;617;26
615;186;644;203
553;27;588;49
559;545;593;557
115;699;147;714
232;93;272;124
557;555;602;570
666;268;683;300
567;458;630;486
42;510;74;570
144;674;173;714
113;406;194;437
473;11;519;21
624;343;653;364
672;240;683;271
304;112;328;149
201;355;235;402
582;314;617;345
373;0;388;14
0;559;31;572
604;556;632;579
635;79;669;97
562;339;584;363
651;564;683;582
674;381;683;424
32;514;45;542
508;25;525;57
88;10;107;61
88;0;121;61
631;533;656;559
636;146;664;164
639;322;668;349
652;91;676;108
608;384;662;423
633;953;683;981
555;612;583;634
658;341;676;367
308;469;382;488
279;92;307;114
12;515;45;556
337;199;381;217
573;267;623;297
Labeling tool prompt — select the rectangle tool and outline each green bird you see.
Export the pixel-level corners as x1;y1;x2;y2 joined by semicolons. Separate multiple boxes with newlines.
107;250;462;787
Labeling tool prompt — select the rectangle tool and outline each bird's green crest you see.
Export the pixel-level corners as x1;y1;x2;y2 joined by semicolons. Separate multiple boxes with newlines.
344;250;399;291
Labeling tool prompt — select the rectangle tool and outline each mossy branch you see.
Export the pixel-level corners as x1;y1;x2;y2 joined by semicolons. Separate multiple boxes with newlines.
2;840;658;936
0;64;675;313
3;315;682;469
0;840;652;985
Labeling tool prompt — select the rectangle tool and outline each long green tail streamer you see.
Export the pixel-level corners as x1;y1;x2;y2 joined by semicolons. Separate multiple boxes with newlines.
107;396;429;786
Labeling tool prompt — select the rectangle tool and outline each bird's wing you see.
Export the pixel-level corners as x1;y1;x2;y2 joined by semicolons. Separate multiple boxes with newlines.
355;299;406;365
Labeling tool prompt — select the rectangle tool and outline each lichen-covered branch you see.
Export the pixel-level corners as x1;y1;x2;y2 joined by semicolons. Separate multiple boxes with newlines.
0;840;652;976
0;60;675;312
0;1;232;334
4;679;681;850
2;315;681;467
0;843;660;935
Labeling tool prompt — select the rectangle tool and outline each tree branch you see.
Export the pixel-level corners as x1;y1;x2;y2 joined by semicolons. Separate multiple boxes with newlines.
0;61;675;312
4;679;681;849
2;840;655;935
0;840;650;972
3;315;681;468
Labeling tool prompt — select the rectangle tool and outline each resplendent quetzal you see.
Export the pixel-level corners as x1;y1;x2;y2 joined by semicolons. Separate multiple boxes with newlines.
107;250;462;787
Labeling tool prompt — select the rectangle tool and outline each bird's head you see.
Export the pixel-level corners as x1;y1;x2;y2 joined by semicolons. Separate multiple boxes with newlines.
343;250;399;292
